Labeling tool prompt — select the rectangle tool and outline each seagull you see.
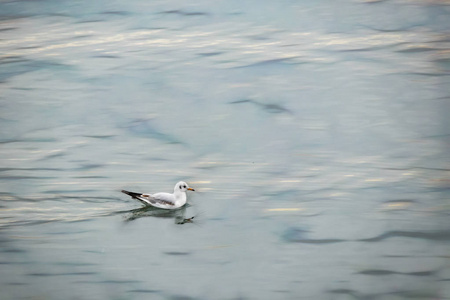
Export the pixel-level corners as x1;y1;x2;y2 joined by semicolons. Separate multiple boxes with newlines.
122;181;195;209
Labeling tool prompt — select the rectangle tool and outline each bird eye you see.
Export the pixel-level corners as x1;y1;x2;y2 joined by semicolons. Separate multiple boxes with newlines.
183;185;186;188
179;186;182;189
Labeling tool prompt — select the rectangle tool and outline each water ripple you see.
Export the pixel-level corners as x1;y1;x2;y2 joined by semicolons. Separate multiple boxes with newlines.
127;289;161;294
26;272;97;277
357;269;437;276
283;228;450;244
360;230;450;242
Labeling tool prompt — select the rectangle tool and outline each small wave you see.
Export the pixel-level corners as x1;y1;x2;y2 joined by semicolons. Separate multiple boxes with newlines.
359;230;450;242
357;269;436;276
127;289;160;294
159;10;209;17
26;272;97;277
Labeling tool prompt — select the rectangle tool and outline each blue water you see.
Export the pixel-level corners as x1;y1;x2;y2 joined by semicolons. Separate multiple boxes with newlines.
1;1;450;299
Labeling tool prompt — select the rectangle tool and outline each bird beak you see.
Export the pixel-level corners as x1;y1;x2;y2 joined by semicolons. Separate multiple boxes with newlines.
188;188;195;191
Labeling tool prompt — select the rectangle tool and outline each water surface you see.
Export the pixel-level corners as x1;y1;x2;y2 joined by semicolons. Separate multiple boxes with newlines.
1;0;450;299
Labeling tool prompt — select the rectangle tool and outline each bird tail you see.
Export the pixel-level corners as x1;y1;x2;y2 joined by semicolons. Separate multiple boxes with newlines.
121;190;142;199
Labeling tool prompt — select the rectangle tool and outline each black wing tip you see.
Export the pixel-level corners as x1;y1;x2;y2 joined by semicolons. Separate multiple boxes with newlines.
121;190;142;199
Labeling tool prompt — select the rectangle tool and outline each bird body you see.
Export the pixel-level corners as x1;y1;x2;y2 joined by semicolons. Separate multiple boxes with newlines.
122;181;194;209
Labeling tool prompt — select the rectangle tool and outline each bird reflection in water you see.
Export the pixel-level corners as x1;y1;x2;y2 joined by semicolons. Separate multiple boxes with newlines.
117;205;196;225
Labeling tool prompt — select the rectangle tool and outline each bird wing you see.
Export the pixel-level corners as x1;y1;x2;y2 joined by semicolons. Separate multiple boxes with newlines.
147;192;176;208
122;190;177;209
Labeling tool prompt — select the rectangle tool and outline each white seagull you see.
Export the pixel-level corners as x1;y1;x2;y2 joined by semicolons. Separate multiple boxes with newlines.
122;181;195;209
